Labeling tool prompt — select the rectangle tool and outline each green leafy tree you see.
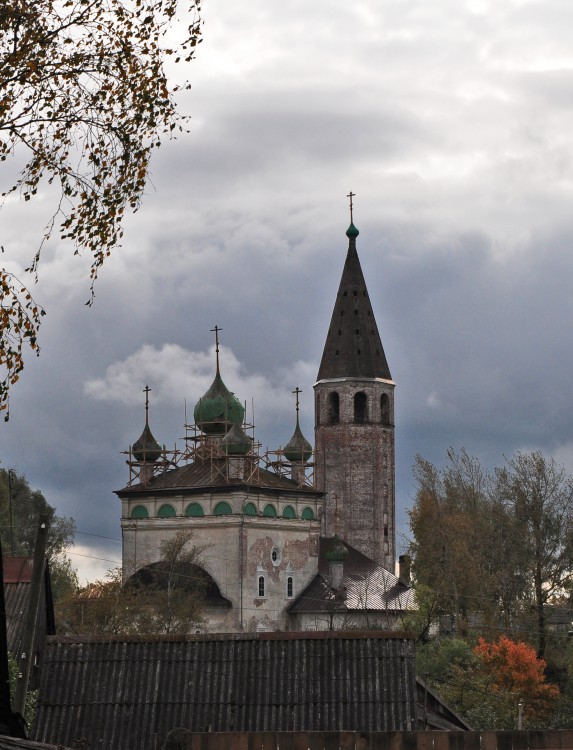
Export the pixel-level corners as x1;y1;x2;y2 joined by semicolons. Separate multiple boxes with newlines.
0;0;202;418
494;451;573;658
0;467;76;600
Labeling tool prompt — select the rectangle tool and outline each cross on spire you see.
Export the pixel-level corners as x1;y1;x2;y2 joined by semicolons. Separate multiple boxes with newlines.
211;324;222;373
292;386;302;425
143;385;151;427
347;191;355;223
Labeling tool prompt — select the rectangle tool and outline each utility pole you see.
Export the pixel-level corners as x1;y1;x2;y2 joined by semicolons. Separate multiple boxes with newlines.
13;515;49;718
0;538;27;737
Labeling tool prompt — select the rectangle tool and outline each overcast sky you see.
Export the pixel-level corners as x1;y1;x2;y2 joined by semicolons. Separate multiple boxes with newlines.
2;0;573;582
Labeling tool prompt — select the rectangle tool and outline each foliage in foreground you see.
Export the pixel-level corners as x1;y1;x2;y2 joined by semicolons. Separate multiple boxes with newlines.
418;636;560;730
58;531;207;635
409;448;573;658
0;0;202;417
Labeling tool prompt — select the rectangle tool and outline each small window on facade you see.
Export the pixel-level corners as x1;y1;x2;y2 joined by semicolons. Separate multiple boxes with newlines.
301;507;314;521
328;392;340;424
271;547;281;565
243;502;257;516
354;392;367;424
185;503;204;517
131;505;149;519
157;504;176;518
380;394;390;425
263;504;277;518
287;576;294;598
214;501;232;516
258;576;265;598
282;505;296;519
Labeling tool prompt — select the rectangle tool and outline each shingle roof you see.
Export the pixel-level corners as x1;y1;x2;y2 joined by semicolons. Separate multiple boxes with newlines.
116;457;322;496
32;631;417;749
288;538;415;614
317;234;392;382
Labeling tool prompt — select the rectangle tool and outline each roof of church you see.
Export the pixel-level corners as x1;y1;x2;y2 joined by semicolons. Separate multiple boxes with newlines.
288;537;414;614
116;458;322;496
317;226;392;382
32;631;417;748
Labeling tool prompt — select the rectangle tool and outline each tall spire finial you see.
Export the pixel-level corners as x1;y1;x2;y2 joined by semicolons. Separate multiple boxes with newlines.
143;385;151;427
292;386;302;426
211;324;222;374
347;191;355;223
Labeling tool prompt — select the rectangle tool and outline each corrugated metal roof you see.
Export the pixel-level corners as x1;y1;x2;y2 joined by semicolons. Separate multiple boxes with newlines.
116;458;323;496
0;736;75;750
33;631;417;750
289;539;416;614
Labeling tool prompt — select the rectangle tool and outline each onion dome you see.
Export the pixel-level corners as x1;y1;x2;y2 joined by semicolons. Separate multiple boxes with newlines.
132;385;162;462
222;422;251;455
283;386;312;463
283;422;312;463
346;222;359;239
132;424;162;463
194;372;245;435
325;535;348;562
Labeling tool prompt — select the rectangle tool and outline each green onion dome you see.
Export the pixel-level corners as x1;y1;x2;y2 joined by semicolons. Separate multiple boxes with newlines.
283;423;313;463
221;422;251;455
132;424;162;463
325;535;348;562
194;372;245;435
346;222;359;239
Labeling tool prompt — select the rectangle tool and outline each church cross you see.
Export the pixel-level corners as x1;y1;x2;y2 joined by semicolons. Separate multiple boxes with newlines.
143;385;151;427
347;191;355;223
211;324;222;373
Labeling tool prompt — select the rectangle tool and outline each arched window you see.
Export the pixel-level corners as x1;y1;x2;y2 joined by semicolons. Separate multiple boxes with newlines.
258;575;265;598
185;502;204;517
315;394;320;427
354;391;367;423
287;576;294;598
243;502;257;516
157;504;176;518
263;504;277;518
380;393;390;424
282;505;296;519
328;392;340;424
214;501;232;516
131;505;149;519
301;507;314;521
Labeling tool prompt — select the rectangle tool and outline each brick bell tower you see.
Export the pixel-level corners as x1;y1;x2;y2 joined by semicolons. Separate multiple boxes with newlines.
314;199;396;571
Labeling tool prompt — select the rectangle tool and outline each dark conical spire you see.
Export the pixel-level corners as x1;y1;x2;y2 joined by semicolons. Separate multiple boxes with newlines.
317;220;392;381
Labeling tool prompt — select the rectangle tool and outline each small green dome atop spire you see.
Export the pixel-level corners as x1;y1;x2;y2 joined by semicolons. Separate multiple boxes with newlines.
132;424;162;462
194;371;245;435
325;535;348;562
284;423;313;463
132;385;162;462
346;222;359;239
222;422;251;455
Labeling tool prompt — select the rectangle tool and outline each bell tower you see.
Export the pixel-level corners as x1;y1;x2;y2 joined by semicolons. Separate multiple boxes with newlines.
314;199;395;570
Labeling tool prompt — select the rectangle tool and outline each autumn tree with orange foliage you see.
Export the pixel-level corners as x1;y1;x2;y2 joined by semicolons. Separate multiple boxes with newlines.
475;636;559;724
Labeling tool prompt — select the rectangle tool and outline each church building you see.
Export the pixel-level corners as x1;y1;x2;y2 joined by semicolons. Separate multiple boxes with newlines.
116;209;413;632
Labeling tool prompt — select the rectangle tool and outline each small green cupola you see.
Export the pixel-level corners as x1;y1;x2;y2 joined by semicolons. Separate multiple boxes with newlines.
222;422;251;455
132;385;162;462
194;325;245;435
283;387;312;463
325;535;348;563
346;222;359;239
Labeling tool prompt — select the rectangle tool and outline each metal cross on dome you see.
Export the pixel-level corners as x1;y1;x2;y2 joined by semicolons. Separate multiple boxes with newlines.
210;324;222;373
143;384;151;426
347;191;355;223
